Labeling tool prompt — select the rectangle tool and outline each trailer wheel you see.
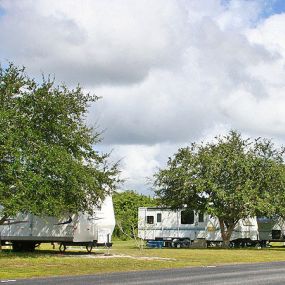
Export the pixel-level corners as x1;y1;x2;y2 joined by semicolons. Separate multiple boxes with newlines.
171;239;179;248
172;238;190;248
86;243;93;253
59;243;67;253
181;238;191;248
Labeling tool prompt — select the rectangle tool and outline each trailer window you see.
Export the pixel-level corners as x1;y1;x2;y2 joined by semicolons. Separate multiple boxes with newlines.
146;216;154;224
198;212;204;223
181;210;194;224
157;213;162;223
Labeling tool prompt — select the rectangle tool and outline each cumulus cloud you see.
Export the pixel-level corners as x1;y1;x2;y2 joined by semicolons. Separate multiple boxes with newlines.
90;5;283;145
1;0;285;193
103;143;182;194
0;0;189;86
89;68;217;145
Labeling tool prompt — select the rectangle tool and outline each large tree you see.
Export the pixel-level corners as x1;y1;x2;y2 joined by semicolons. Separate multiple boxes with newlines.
0;63;118;225
154;131;285;246
113;190;157;240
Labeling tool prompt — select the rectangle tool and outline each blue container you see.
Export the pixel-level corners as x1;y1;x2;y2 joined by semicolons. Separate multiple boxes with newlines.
146;240;164;248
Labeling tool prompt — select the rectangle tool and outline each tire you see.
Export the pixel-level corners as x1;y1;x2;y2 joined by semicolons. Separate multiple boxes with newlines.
59;243;67;253
181;239;191;248
171;239;179;248
86;243;93;253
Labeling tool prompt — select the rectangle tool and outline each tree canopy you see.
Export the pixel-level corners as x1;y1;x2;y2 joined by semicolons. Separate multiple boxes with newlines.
113;190;157;240
0;63;118;224
154;131;285;245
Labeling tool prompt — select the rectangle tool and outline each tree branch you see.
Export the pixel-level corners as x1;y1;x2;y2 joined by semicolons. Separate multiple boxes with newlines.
0;215;7;226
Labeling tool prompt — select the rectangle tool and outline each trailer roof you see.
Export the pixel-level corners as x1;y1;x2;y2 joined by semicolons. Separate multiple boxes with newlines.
138;207;178;211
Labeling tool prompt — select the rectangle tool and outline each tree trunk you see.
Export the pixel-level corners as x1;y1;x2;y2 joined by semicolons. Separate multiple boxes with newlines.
218;218;235;248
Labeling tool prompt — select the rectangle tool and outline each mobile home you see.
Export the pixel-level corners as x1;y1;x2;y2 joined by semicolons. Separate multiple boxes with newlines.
0;196;115;252
138;207;259;247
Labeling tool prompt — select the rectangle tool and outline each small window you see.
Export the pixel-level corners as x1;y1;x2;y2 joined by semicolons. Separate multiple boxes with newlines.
157;213;162;223
146;216;154;224
181;210;194;224
198;212;204;223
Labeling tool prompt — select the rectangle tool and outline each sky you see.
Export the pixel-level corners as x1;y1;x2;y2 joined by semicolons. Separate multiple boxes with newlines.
1;0;285;194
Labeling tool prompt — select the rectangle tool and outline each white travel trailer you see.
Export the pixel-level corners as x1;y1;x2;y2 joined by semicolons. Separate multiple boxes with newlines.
0;196;115;252
206;215;259;246
138;207;259;247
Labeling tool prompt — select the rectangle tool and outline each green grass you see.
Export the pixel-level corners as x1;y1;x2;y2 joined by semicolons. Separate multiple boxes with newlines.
1;241;285;279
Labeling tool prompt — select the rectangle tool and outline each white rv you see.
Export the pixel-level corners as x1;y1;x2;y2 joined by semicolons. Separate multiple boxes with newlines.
138;207;259;247
0;196;115;252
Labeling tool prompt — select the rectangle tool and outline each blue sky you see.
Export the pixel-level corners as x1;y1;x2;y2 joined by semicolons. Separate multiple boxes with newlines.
0;7;5;17
267;0;285;13
220;0;285;19
262;0;285;17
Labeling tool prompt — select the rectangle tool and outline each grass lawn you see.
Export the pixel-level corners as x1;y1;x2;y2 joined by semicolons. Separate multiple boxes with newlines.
1;240;285;279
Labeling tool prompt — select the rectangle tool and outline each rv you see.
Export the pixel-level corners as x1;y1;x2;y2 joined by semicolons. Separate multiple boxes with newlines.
257;217;285;243
138;207;259;247
0;196;115;252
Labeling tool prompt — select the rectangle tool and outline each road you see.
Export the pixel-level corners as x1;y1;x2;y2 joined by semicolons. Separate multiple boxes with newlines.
3;262;285;285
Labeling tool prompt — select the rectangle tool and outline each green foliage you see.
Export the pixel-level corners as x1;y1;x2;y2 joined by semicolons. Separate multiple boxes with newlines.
154;131;285;244
0;63;119;222
113;190;157;240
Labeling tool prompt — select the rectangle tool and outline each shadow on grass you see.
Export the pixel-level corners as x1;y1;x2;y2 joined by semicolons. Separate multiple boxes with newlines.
1;244;285;258
0;248;108;258
142;246;285;251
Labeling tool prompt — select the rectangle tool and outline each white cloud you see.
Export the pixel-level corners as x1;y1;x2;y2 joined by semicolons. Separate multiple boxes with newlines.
0;0;189;86
105;143;183;194
89;7;281;145
247;13;285;57
111;144;161;194
220;89;285;136
1;0;285;193
89;67;217;144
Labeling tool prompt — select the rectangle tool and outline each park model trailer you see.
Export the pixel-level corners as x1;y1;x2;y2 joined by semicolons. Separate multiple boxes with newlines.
0;196;115;252
138;207;259;247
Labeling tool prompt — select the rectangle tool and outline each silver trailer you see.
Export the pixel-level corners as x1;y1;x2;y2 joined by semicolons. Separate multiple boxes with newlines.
257;217;285;244
0;196;115;252
138;207;259;247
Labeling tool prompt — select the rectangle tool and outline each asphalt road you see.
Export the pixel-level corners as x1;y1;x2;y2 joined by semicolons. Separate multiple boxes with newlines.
3;262;285;285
